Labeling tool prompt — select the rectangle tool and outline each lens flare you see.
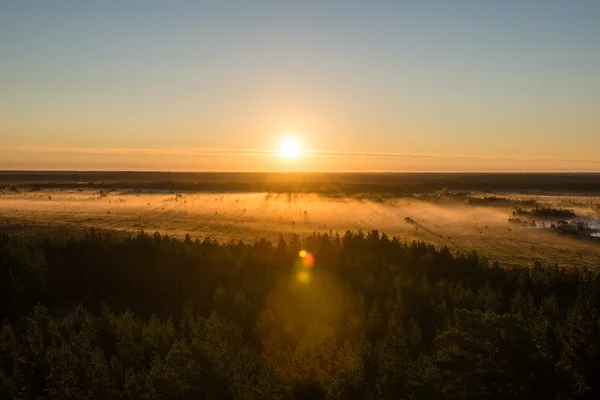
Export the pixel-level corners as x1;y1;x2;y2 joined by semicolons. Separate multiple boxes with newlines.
297;270;310;283
303;253;314;268
298;250;314;268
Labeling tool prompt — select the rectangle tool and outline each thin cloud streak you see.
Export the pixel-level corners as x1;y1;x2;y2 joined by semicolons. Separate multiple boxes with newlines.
304;150;600;164
3;146;276;157
3;146;600;165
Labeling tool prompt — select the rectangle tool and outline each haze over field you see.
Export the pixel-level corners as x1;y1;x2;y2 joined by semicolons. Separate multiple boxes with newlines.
2;186;600;268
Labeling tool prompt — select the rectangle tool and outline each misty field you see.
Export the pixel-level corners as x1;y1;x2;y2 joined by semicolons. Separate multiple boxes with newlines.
2;187;600;268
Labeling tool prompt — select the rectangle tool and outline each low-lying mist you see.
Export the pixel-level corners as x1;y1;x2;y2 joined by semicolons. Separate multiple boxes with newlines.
1;188;600;268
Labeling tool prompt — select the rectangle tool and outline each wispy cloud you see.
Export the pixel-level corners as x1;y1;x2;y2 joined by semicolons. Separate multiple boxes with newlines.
2;146;275;157
304;150;600;164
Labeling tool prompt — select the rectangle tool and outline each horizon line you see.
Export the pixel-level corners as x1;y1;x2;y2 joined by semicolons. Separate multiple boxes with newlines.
3;146;600;165
2;169;600;174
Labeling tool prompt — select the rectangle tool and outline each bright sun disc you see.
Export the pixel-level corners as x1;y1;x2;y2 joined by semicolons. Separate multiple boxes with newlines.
278;136;302;158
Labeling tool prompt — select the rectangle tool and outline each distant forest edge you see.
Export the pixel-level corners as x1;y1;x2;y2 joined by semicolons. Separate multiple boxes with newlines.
2;228;600;398
2;171;600;194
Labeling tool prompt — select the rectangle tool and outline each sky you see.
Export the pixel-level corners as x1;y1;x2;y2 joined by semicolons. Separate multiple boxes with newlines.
1;0;599;172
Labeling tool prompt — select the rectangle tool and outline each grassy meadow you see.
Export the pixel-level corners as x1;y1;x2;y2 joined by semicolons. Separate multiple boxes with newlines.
2;173;600;268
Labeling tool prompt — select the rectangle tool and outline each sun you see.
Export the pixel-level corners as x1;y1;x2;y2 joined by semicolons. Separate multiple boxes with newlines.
278;136;303;158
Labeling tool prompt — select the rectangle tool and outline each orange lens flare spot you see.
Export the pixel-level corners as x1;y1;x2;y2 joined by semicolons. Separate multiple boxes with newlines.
302;253;314;268
298;250;314;268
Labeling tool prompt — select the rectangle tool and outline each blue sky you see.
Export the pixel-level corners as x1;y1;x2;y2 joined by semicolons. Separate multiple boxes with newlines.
1;1;599;171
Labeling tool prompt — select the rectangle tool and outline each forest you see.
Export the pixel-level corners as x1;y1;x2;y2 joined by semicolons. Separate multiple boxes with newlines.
1;228;600;399
3;171;600;195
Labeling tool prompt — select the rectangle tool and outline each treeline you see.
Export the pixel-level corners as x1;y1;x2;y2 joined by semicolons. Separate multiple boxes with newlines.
465;195;539;208
552;220;598;237
1;229;600;398
4;171;600;195
513;206;576;219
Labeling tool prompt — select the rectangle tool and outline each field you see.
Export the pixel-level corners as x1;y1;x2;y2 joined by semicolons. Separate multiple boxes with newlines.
2;172;600;268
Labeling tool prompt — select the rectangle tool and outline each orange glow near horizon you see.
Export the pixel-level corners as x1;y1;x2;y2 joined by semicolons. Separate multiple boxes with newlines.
2;3;599;173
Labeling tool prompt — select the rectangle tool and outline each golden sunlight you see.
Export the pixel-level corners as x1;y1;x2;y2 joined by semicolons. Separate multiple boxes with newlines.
278;136;303;158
